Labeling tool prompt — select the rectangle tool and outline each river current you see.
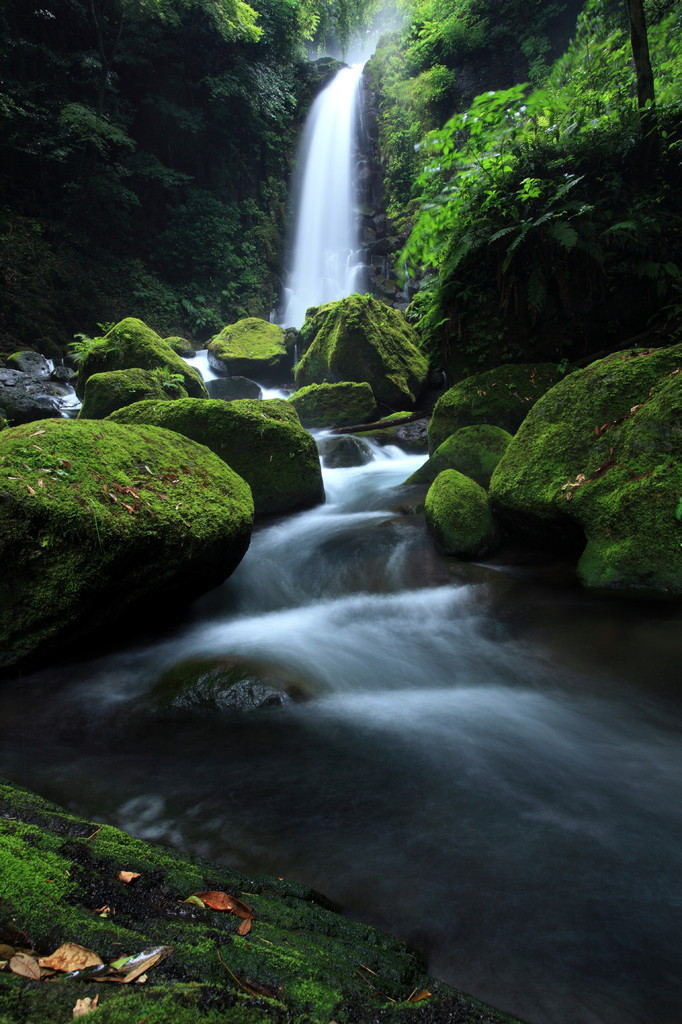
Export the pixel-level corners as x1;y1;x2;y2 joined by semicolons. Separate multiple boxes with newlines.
1;438;681;1024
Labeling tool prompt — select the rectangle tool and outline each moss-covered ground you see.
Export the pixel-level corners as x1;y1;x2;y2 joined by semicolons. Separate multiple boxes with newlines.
0;780;525;1024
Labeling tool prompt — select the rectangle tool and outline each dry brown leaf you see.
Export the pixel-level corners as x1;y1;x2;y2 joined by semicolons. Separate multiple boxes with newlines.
118;871;141;884
237;918;252;936
39;943;103;973
0;945;14;960
191;891;254;920
9;953;41;980
72;995;99;1017
406;989;432;1003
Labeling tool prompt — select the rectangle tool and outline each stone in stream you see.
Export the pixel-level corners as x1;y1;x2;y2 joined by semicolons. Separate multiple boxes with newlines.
317;433;375;468
295;293;429;408
75;317;207;399
0;368;62;425
406;424;513;489
0;418;253;675
289;380;376;428
206;375;263;401
428;363;561;452
78;367;188;419
4;350;52;378
425;469;500;558
148;656;314;713
109;397;324;516
163;335;196;358
490;344;682;595
207;317;288;384
0;778;527;1024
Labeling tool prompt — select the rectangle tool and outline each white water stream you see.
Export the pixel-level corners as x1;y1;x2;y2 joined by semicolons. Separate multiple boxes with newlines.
280;64;365;327
2;439;682;1024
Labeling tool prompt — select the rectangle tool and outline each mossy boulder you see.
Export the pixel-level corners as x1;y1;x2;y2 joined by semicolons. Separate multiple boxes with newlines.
207;318;288;384
428;364;561;452
295;294;429;408
78;368;188;420
407;425;513;489
108;398;324;516
164;336;196;358
489;346;682;595
289;381;376;428
76;319;207;399
0;419;253;675
425;470;500;558
0;779;524;1024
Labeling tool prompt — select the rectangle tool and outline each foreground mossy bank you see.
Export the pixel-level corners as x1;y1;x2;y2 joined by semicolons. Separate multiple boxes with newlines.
0;419;253;674
0;780;525;1024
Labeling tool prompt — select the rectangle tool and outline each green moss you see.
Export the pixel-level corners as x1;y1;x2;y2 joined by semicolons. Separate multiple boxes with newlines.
78;367;188;419
407;425;513;488
490;346;682;594
108;398;324;516
428;364;561;452
0;418;253;674
164;336;196;358
207;319;287;383
76;318;207;400
289;382;376;428
295;294;429;408
424;470;500;557
0;779;523;1024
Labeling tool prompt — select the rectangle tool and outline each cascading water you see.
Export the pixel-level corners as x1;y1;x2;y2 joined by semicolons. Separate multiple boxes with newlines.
281;64;365;328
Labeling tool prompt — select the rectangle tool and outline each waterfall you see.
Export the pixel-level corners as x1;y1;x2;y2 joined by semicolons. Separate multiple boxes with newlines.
281;64;364;329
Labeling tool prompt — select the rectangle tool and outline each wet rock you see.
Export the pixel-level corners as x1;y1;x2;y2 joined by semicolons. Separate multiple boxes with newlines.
207;317;288;384
0;368;62;425
317;434;375;468
5;351;52;378
425;469;500;558
206;376;263;401
149;656;313;713
290;381;376;428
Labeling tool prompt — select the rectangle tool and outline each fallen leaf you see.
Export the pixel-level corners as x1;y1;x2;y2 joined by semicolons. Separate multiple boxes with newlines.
406;989;432;1003
39;943;103;973
0;961;7;971
92;906;111;917
9;953;41;980
105;946;172;984
118;871;141;884
191;891;254;920
72;995;99;1017
238;918;252;936
0;945;14;960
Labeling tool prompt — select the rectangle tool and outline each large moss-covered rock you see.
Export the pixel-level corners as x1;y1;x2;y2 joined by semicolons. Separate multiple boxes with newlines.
425;470;500;557
295;294;429;408
0;779;524;1024
428;364;561;452
407;425;513;489
78;368;188;420
289;381;376;428
207;318;288;383
76;318;207;399
164;335;196;358
109;398;324;516
0;419;253;675
490;346;682;595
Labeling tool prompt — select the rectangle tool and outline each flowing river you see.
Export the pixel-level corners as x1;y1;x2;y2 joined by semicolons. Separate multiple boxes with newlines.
1;438;681;1024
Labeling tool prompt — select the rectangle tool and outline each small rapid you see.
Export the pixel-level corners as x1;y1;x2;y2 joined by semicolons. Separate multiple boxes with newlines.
1;436;681;1024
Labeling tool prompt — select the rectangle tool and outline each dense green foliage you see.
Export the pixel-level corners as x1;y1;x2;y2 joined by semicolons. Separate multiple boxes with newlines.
368;0;682;377
0;0;373;352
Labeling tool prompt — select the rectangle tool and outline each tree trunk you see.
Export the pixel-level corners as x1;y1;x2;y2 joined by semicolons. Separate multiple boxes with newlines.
624;0;657;173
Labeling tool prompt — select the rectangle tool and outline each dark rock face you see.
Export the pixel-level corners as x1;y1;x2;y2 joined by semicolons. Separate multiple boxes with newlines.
5;351;52;378
317;434;375;468
206;376;263;401
0;368;62;424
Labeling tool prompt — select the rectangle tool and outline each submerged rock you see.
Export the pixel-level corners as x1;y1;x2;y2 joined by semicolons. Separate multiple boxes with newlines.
490;345;682;595
108;397;324;516
289;380;376;427
407;424;513;489
149;656;313;713
206;375;263;401
425;469;500;558
78;367;188;419
428;363;561;452
208;317;288;383
0;419;253;674
75;318;207;399
295;293;429;408
0;778;526;1024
